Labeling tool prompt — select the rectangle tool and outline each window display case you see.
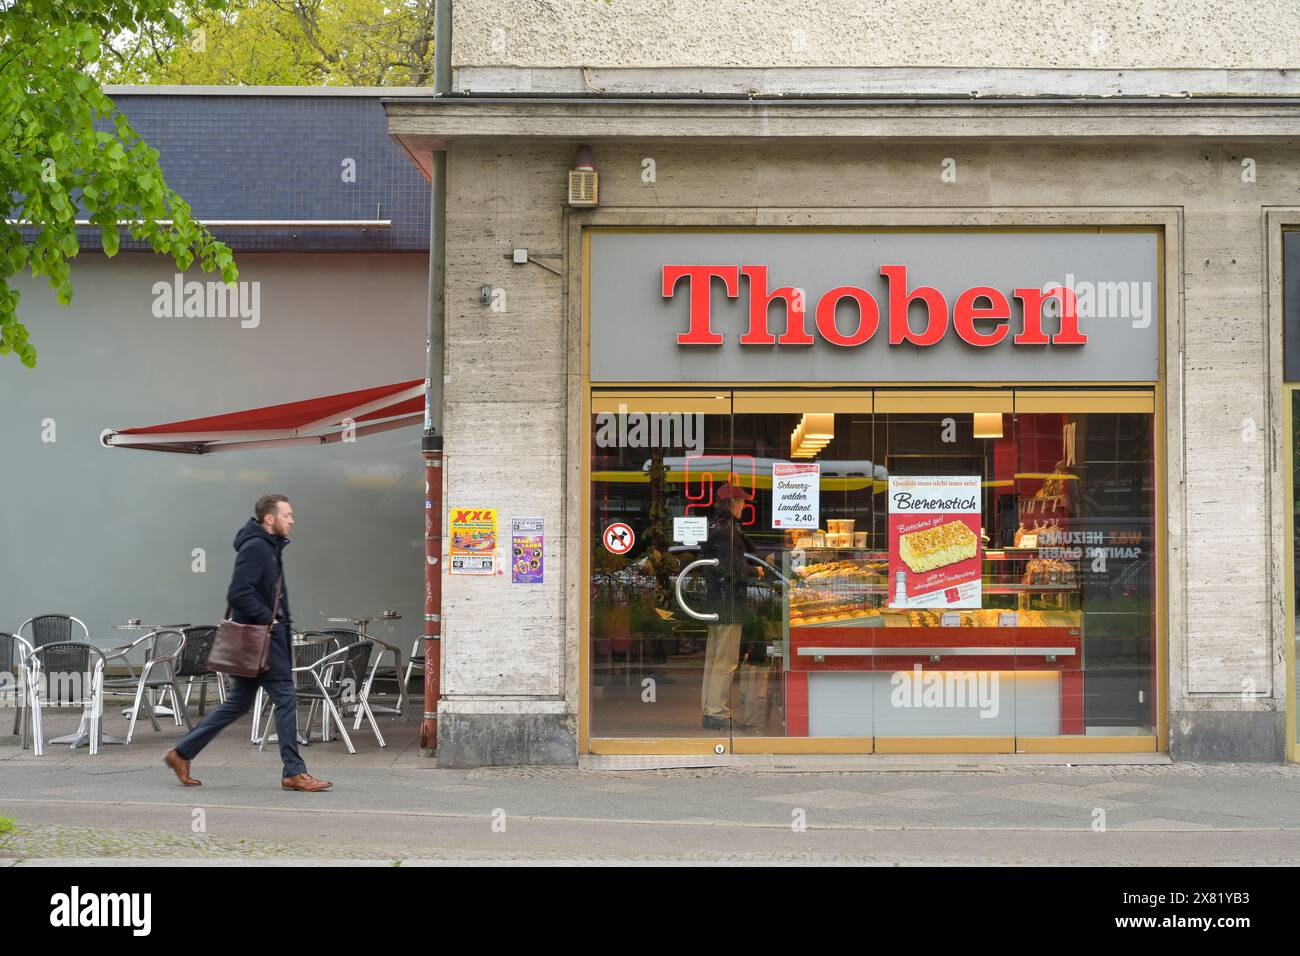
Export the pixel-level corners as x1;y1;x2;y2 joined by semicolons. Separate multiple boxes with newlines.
781;546;1085;735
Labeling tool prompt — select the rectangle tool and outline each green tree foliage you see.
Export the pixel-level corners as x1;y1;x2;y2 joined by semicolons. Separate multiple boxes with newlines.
103;0;439;86
1;0;238;367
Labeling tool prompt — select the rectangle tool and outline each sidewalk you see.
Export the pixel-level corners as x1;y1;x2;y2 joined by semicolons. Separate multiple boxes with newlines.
5;707;1300;864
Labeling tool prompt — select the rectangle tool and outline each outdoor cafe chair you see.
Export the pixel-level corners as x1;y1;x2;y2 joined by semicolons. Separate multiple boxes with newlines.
403;636;424;693
27;641;108;756
2;631;37;748
100;627;185;723
177;626;228;716
298;633;386;748
255;637;334;752
19;614;90;649
120;629;193;744
259;637;368;755
312;629;398;736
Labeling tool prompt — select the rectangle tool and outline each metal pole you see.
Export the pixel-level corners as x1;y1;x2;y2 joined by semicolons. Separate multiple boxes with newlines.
420;0;451;757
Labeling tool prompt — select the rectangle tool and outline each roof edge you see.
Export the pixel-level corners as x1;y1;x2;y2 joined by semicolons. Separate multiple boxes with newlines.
104;84;434;97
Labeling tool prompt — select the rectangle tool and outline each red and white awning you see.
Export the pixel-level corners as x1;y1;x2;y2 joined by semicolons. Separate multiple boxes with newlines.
103;379;425;454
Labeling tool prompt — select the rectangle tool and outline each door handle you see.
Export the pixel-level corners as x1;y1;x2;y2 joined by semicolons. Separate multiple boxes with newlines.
675;558;719;623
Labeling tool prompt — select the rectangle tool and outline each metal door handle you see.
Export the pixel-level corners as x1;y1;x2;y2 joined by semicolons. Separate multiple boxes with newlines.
675;558;719;623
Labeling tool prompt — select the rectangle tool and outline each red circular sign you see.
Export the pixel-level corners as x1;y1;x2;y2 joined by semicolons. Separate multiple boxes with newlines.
603;523;635;555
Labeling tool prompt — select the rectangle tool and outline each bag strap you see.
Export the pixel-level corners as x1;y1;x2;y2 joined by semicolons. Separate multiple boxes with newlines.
268;574;284;627
223;572;285;626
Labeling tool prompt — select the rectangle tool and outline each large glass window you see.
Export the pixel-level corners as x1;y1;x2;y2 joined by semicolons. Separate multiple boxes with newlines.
589;389;1158;746
1292;390;1300;755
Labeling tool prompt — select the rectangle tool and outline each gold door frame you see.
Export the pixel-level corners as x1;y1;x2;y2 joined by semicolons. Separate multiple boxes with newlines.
1286;385;1298;762
1269;215;1297;763
578;225;1168;757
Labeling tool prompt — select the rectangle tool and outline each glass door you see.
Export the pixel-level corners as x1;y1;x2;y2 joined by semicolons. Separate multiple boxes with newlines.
871;390;1018;751
1011;390;1157;750
730;392;875;751
588;391;734;741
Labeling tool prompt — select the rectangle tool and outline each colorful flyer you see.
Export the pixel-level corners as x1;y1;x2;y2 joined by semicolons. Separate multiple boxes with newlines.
511;517;544;584
772;462;820;529
449;507;497;575
887;476;982;609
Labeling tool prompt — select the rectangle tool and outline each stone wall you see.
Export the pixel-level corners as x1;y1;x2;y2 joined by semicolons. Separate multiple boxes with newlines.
433;132;1290;762
451;0;1300;71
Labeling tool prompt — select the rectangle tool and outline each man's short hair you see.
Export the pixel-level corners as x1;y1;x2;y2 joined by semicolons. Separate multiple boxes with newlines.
255;494;290;522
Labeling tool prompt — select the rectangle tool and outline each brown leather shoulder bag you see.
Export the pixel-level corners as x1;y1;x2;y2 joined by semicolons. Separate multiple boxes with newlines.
208;574;283;678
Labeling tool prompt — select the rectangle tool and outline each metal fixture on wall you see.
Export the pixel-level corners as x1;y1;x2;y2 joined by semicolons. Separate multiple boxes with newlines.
568;145;598;207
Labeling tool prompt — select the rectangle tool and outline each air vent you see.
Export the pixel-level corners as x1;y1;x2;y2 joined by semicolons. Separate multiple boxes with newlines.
568;169;599;207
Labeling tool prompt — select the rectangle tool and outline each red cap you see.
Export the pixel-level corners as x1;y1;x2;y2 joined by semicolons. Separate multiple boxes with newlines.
715;482;754;503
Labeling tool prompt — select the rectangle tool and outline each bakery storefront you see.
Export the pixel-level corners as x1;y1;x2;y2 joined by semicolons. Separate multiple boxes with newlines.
582;228;1164;755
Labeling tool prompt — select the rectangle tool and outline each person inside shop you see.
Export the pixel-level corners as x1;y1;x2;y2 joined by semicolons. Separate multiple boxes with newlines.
699;482;761;731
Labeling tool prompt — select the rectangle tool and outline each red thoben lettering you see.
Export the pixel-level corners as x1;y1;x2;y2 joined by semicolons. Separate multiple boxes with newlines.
1014;286;1084;346
883;264;949;347
662;264;1090;349
815;286;880;347
953;286;1012;348
663;265;738;346
739;265;813;345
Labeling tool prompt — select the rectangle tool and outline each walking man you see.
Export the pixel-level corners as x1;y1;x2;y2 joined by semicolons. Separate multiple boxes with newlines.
164;494;332;792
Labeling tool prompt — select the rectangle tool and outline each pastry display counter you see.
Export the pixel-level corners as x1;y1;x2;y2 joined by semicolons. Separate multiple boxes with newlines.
780;548;1085;735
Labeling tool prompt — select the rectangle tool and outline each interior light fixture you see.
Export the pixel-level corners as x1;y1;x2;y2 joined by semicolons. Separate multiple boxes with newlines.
790;412;835;458
973;412;1004;439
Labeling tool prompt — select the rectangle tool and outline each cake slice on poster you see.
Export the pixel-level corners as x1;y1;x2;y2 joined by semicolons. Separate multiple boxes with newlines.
898;519;979;573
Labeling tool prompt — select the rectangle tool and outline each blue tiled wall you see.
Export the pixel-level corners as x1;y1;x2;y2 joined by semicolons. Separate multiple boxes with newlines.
72;92;430;252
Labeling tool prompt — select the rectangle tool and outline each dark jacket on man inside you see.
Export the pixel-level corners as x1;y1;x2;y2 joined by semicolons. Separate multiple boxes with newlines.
701;509;757;625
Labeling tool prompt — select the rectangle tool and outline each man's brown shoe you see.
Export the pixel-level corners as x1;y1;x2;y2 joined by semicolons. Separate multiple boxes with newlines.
163;748;201;786
282;772;332;792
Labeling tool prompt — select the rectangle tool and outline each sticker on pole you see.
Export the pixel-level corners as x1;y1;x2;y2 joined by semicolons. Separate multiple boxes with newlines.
603;522;635;555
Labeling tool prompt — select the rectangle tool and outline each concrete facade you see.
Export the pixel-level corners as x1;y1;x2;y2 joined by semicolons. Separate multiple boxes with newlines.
450;0;1300;71
386;1;1300;765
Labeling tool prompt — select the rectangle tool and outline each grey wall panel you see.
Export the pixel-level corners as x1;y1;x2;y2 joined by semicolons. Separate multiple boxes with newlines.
590;230;1160;383
1;252;426;651
805;671;1059;737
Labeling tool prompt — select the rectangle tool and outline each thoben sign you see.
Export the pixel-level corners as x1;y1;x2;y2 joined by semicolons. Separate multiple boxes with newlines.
663;263;1084;350
588;230;1160;384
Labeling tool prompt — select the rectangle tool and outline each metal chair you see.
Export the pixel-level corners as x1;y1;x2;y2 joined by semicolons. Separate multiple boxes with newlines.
177;626;227;716
100;629;180;725
402;636;424;691
28;641;107;755
311;629;400;735
121;629;192;743
256;638;333;752
261;637;367;754
299;634;386;748
2;632;37;748
19;614;90;649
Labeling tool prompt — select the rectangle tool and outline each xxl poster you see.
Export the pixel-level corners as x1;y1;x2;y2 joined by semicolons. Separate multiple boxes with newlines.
449;507;498;576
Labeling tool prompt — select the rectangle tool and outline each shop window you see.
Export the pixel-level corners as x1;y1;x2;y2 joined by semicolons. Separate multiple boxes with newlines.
589;389;1157;746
